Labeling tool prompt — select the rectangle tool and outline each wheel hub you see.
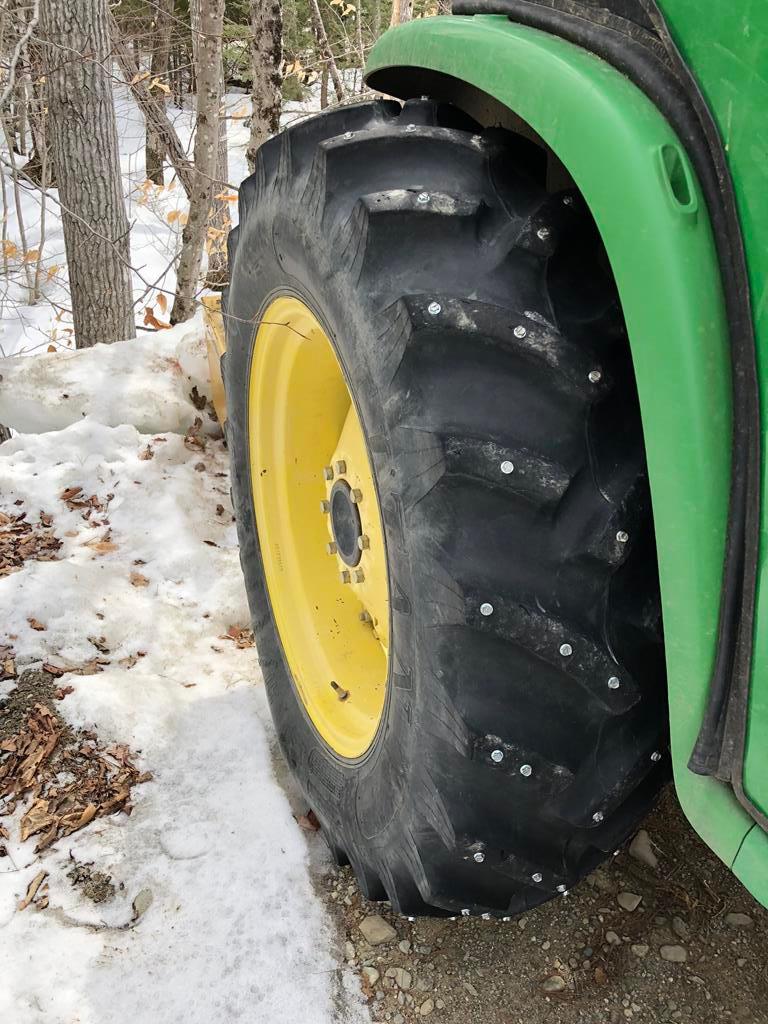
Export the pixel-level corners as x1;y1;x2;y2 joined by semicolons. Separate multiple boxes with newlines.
329;479;362;567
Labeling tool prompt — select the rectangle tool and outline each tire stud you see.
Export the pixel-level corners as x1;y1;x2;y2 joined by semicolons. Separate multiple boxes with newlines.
405;123;417;133
340;570;351;584
407;916;416;922
588;368;602;383
473;851;485;863
461;908;470;916
427;301;441;316
502;916;511;922
357;534;370;550
323;466;334;480
556;883;568;893
532;872;543;883
592;810;604;823
353;569;365;583
351;488;363;503
563;195;574;206
537;226;551;241
480;602;494;616
344;131;354;139
608;676;620;690
490;749;504;763
359;610;372;623
330;680;349;701
519;764;532;777
417;191;430;204
481;912;491;920
334;459;347;475
513;325;527;338
559;642;573;657
320;499;330;513
449;916;457;922
651;750;662;762
326;542;338;555
616;529;629;543
500;460;515;474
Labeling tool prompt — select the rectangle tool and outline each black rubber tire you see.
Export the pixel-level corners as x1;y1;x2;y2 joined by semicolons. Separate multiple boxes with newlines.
224;99;668;918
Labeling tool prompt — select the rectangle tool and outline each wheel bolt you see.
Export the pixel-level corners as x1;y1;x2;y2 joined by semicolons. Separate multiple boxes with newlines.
351;488;363;503
357;534;370;550
323;466;334;480
353;569;365;583
320;500;330;513
334;460;347;475
340;570;351;584
326;542;338;555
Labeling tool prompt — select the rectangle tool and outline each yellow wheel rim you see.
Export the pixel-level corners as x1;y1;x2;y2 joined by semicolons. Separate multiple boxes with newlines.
249;296;389;759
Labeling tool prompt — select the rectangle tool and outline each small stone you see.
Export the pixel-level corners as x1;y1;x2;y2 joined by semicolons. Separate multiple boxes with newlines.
606;931;621;946
385;967;412;991
542;975;566;993
618;892;642;912
436;999;445;1010
542;940;551;951
725;912;754;929
629;829;659;870
660;945;688;963
363;967;381;986
131;888;153;920
672;916;689;940
398;940;412;954
631;944;649;958
360;915;397;946
345;941;356;961
463;981;479;997
419;999;435;1016
394;1015;405;1024
737;958;747;968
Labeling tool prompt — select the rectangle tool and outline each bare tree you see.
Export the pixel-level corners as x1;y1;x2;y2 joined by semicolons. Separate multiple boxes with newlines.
247;0;282;173
309;0;343;104
40;0;134;347
390;0;413;26
145;0;173;186
170;0;224;323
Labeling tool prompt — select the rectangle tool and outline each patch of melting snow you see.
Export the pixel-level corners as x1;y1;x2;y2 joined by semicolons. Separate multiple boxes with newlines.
0;327;368;1024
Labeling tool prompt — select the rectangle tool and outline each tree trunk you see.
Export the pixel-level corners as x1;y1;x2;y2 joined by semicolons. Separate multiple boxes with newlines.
390;0;413;27
309;0;343;104
40;0;134;347
205;61;230;287
170;0;224;324
110;17;195;198
320;66;328;110
246;0;282;173
437;0;452;12
145;0;173;185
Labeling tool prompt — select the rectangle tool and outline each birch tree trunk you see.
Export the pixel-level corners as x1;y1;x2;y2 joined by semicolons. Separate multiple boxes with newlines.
170;0;224;323
40;0;134;347
309;0;343;104
145;0;173;186
246;0;282;173
390;0;413;27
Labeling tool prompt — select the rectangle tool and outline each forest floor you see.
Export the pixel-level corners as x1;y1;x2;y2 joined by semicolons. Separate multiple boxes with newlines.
1;328;766;1024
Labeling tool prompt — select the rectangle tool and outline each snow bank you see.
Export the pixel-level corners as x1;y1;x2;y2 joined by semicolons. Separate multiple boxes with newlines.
0;315;215;436
0;348;367;1022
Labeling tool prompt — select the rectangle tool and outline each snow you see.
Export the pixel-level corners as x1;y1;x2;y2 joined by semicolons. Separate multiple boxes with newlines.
0;329;369;1024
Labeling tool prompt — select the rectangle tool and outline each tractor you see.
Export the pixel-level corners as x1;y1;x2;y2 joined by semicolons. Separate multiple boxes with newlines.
204;0;768;917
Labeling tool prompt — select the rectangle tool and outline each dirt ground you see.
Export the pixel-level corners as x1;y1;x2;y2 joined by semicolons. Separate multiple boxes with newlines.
319;789;767;1024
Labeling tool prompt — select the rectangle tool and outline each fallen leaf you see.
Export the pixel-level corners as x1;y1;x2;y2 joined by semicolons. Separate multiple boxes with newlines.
27;617;46;631
59;486;83;502
130;571;149;588
18;870;48;911
594;965;609;986
138;445;154;461
54;685;75;700
295;809;321;832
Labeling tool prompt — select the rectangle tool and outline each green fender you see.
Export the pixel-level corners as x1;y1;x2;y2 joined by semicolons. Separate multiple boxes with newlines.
366;15;766;906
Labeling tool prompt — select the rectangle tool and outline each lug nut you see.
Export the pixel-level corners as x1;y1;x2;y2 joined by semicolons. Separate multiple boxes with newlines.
353;569;365;583
326;542;338;555
320;500;330;513
340;570;351;584
351;488;363;503
334;460;347;475
323;466;334;480
357;534;370;550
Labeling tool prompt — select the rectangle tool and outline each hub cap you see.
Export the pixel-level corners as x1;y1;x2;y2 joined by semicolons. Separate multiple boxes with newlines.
249;296;389;758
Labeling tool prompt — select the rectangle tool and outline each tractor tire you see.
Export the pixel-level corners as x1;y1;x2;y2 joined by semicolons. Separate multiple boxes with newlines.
224;99;668;917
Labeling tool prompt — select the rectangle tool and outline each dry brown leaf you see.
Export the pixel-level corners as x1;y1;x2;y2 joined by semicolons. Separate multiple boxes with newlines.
59;486;83;502
130;571;149;588
27;617;46;632
18;870;48;911
138;445;154;461
295;809;320;832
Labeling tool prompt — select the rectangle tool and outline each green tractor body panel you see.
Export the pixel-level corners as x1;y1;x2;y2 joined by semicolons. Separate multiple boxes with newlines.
366;12;768;907
659;0;768;840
